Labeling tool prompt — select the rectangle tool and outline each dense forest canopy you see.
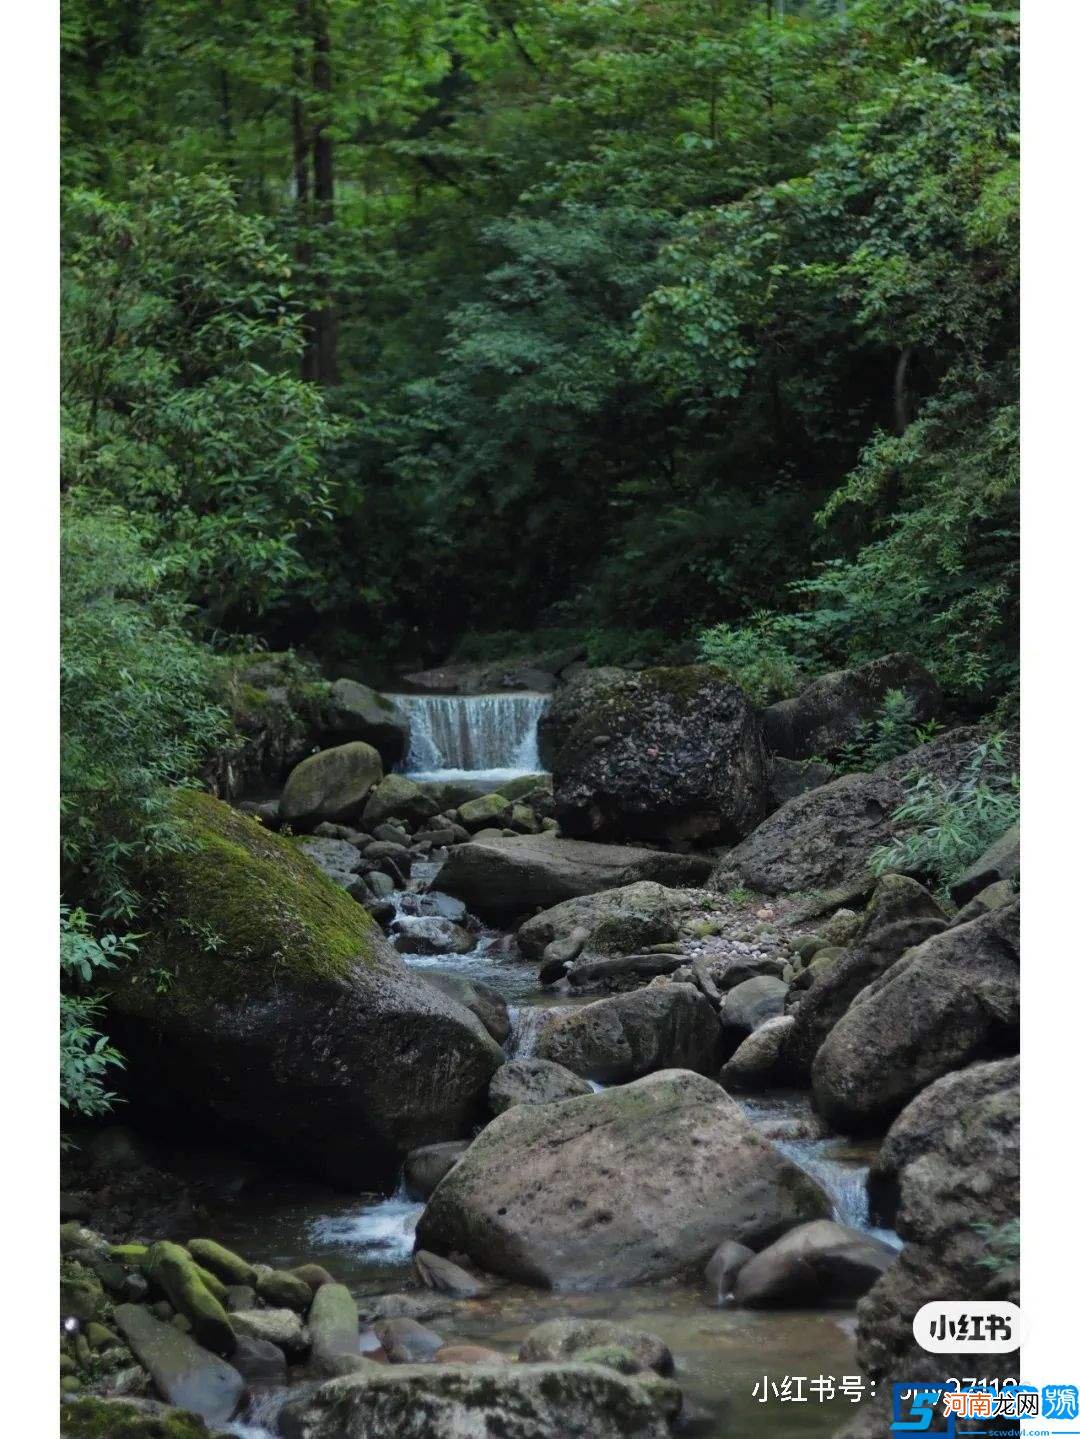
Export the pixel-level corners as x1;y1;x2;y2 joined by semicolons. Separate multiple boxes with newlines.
60;0;1019;1114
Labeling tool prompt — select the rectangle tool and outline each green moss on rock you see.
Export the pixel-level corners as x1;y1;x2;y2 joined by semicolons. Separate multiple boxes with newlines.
60;1396;213;1438
122;790;382;1015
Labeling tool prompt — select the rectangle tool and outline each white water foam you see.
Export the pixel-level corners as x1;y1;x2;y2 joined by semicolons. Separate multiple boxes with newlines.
308;1182;423;1266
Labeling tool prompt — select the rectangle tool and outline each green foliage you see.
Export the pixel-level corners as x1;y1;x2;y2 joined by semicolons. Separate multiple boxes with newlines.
60;507;232;919
62;171;340;624
59;906;132;1118
698;615;807;706
834;689;943;773
870;734;1019;890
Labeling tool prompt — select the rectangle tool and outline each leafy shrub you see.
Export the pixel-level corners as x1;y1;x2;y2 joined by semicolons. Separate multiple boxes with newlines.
698;614;808;706
60;905;132;1118
834;689;943;773
870;734;1019;891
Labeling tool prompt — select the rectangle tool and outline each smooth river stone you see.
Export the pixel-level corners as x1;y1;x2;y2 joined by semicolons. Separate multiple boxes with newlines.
113;1303;243;1424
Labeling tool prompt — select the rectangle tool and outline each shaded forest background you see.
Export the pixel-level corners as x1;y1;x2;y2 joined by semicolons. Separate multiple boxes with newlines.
59;0;1019;1113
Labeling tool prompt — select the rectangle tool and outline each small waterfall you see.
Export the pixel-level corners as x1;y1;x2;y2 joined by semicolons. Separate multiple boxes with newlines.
392;692;549;778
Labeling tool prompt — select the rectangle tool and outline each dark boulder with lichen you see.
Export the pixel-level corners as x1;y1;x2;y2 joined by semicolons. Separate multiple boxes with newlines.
107;790;503;1187
552;665;771;845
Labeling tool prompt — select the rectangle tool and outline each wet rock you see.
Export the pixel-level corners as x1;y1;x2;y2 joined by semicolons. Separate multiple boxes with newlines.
364;840;413;880
812;902;1020;1133
716;954;788;989
374;1317;445;1363
309;1283;364;1377
107;792;503;1188
950;878;1017;927
392;916;473;956
553;666;771;844
949;821;1020;906
533;983;719;1083
59;1396;213;1437
256;1268;312;1313
291;1263;336;1292
458;793;514;831
566;951;691;987
721;975;788;1041
766;756;837;808
519;1318;673;1376
721;1015;794;1089
229;1308;311;1361
488;1057;593;1114
113;1304;243;1425
416;1069;831;1288
723;730;982;895
733;1220;896;1307
231;1333;288;1385
278;1361;672;1439
225;1285;256;1313
356;1294;455;1324
538;667;628;768
280;742;384;829
294;836;364;888
868;1056;1019;1228
422;974;510;1044
704;1240;754;1299
438;833;712;922
413;1250;490;1299
434;1344;509;1365
762;653;940;761
362;775;439;830
404;1141;471;1199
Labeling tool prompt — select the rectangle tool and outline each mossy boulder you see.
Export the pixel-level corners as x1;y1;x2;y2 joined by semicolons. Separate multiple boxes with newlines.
280;741;384;829
108;791;504;1187
362;774;439;829
186;1240;255;1289
322;679;410;767
146;1243;236;1356
60;1396;217;1438
458;793;513;831
553;665;771;844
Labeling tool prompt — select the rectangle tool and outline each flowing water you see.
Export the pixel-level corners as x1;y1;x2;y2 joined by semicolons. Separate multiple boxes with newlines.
391;690;549;785
212;694;893;1436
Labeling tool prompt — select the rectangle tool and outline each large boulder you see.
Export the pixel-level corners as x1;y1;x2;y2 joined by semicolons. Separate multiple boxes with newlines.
532;984;719;1083
421;974;509;1044
812;902;1019;1134
108;791;503;1187
415;1070;831;1288
403;1142;471;1200
112;1304;243;1425
851;1059;1019;1407
280;742;384;830
762;653;940;761
731;1220;896;1307
516;882;692;963
868;1056;1019;1228
786;876;948;1080
949;820;1020;906
279;1362;671;1439
553;666;771;844
437;834;712;921
722;729;983;896
721;1016;794;1090
537;667;628;769
720;976;788;1042
321;679;410;767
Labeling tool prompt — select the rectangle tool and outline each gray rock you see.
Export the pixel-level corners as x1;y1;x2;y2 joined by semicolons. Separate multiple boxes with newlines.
716;954;788;989
762;653;940;761
413;1250;490;1299
767;757;837;808
488;1058;593;1114
950;878;1017;927
392;916;473;956
438;834;712;920
280;742;384;829
362;775;439;830
733;1220;896;1306
722;976;789;1040
553;665;771;844
230;1333;288;1385
229;1308;311;1361
704;1240;754;1299
415;1069;831;1289
404;1141;471;1199
812;902;1019;1133
458;793;514;831
533;983;719;1083
295;836;364;887
517;881;692;962
566;951;691;988
518;1318;673;1376
537;667;628;768
278;1361;671;1439
324;680;409;768
112;1304;243;1425
949;821;1020;906
374;1316;445;1363
721;1015;794;1089
422;974;510;1044
309;1283;364;1377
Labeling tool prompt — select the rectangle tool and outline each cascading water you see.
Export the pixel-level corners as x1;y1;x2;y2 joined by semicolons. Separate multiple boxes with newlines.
391;691;549;783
